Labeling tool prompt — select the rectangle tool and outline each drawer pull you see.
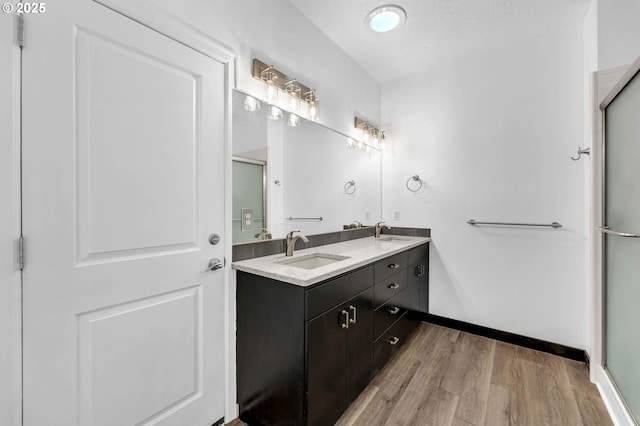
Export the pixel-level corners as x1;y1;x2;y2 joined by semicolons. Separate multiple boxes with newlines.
388;336;400;345
388;283;400;290
387;306;400;315
349;305;357;324
388;263;400;269
340;310;349;329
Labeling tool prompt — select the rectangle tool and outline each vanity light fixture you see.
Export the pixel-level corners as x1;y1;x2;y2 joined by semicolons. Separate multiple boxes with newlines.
243;95;261;112
252;58;319;121
354;116;384;148
366;5;406;33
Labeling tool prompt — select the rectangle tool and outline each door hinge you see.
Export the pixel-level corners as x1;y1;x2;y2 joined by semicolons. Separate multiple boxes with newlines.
16;237;24;271
16;13;24;47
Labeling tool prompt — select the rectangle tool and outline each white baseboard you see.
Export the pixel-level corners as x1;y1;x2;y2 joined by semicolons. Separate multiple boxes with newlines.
595;366;637;426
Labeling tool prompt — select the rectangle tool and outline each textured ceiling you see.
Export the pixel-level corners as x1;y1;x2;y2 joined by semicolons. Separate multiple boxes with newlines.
288;0;591;83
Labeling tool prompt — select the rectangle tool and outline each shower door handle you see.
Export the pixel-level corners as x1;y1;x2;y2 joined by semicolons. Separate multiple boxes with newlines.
596;227;640;238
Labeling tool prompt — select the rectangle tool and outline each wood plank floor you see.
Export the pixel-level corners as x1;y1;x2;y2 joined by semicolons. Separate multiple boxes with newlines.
228;322;613;426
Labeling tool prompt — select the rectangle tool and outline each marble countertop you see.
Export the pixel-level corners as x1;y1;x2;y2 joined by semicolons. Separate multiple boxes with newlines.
232;235;431;287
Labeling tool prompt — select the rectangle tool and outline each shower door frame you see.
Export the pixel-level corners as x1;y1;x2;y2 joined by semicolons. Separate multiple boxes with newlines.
591;60;640;426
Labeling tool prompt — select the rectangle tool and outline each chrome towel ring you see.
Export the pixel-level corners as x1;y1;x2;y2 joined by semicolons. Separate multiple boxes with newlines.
406;175;423;192
344;180;356;195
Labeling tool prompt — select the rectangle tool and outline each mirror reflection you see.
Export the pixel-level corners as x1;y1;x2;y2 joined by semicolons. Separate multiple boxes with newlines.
232;90;382;244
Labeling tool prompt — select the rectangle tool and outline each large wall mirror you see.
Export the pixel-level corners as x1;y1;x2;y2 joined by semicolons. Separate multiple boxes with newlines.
232;90;382;244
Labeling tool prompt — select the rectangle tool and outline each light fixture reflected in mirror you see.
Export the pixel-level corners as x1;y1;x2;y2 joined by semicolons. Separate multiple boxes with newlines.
243;95;261;112
287;113;300;127
268;105;283;120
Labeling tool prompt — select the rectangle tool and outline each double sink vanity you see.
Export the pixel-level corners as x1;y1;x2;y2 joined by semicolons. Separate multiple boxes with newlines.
233;231;430;426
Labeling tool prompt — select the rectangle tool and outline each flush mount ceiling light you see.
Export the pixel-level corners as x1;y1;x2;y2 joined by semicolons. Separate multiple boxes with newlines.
366;5;406;33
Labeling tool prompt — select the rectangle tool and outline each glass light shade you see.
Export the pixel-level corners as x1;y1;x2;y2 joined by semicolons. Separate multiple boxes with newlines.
305;90;319;121
243;95;261;112
262;70;279;105
308;100;319;121
286;113;300;127
346;138;355;148
285;81;302;113
268;105;282;120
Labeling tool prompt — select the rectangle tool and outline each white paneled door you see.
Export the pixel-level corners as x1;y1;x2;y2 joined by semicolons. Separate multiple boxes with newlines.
21;1;226;424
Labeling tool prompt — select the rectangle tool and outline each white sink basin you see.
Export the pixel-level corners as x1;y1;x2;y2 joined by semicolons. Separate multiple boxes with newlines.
377;236;410;242
275;253;350;270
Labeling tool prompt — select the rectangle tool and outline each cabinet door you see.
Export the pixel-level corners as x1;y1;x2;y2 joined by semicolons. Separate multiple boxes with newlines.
346;289;374;405
307;306;348;426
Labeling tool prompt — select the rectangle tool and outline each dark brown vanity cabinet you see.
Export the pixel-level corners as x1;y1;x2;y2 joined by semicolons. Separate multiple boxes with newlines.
236;243;429;426
237;266;374;426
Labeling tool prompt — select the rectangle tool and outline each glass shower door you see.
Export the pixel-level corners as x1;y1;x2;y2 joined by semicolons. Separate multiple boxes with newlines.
602;66;640;423
232;159;266;244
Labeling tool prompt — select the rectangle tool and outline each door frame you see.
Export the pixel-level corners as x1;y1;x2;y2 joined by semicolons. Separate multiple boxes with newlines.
1;12;23;426
15;0;239;422
590;62;638;426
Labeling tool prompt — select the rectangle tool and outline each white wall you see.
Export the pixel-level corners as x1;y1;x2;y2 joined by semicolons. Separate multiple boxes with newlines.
597;0;640;70
148;0;380;137
381;26;588;349
0;12;22;426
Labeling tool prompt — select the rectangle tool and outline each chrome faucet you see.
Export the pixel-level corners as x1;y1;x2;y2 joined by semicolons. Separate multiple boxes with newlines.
375;221;391;238
352;221;362;229
285;230;309;256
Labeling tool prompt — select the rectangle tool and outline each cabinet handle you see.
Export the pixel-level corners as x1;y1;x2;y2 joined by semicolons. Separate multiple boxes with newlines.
349;305;357;324
388;336;400;345
388;263;400;269
387;306;400;315
421;265;426;276
415;265;423;277
340;310;349;329
388;283;400;290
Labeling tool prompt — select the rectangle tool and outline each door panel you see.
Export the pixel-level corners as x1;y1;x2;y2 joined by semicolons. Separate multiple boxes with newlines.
603;67;640;423
22;1;226;424
76;27;200;261
78;287;201;426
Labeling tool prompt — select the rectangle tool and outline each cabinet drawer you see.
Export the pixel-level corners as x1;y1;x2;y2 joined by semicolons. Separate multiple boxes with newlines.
408;243;428;264
374;251;408;282
374;269;407;308
306;266;373;320
374;289;408;339
373;314;409;376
